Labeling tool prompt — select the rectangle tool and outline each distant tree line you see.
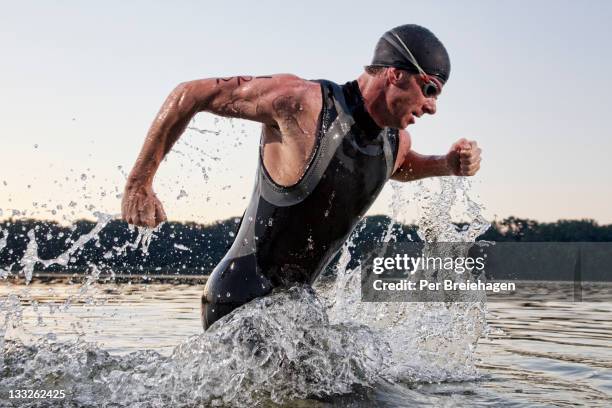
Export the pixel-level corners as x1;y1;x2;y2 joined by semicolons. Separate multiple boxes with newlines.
480;217;612;242
0;216;610;276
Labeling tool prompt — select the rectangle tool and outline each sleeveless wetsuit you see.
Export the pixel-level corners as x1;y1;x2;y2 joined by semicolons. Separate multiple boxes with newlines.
201;79;399;329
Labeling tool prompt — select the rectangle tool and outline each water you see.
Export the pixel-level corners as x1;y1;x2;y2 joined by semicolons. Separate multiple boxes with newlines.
2;129;610;407
1;282;610;407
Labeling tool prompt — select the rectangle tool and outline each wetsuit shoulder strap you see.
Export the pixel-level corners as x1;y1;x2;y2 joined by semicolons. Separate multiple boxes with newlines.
382;127;399;179
313;79;398;180
258;79;354;207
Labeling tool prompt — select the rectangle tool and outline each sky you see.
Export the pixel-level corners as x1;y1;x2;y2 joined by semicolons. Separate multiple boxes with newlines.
1;0;611;225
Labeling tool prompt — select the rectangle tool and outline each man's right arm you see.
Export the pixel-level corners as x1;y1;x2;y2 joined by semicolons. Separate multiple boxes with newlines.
122;74;309;227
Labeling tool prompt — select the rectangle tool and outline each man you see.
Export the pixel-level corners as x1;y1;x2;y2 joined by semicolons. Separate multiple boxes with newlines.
122;24;482;330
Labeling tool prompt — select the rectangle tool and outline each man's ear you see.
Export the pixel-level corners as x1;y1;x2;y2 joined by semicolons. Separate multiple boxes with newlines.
386;67;401;85
386;67;410;88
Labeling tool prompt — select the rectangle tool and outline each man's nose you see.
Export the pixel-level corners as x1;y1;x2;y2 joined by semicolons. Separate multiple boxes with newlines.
423;98;437;115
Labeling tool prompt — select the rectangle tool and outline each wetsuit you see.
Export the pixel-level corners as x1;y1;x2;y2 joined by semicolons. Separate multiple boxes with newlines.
201;79;399;329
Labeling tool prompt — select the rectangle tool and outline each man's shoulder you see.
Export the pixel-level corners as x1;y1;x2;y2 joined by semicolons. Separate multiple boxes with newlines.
268;74;320;90
261;74;321;101
265;75;323;116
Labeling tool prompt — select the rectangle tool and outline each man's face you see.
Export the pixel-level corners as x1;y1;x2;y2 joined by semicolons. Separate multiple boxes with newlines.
385;70;442;129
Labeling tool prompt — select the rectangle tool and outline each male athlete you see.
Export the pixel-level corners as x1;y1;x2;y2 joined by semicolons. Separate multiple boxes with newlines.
121;24;482;329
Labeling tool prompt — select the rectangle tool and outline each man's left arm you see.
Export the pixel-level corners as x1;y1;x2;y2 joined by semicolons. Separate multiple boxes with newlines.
391;130;482;182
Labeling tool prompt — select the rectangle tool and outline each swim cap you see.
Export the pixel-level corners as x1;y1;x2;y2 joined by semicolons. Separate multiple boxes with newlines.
370;24;451;84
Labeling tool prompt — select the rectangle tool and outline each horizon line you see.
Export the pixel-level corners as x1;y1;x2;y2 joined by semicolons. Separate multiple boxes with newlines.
1;214;610;227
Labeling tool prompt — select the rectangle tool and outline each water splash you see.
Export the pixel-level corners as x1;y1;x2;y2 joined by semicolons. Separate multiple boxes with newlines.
0;228;7;253
0;117;491;406
0;211;165;339
414;177;489;242
320;177;490;384
105;223;163;258
1;287;389;407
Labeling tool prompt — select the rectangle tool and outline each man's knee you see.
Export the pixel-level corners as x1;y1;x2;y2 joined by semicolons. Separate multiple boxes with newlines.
200;255;273;330
201;296;242;330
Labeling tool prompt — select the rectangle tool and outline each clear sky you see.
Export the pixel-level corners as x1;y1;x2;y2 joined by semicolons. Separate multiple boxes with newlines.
1;0;611;225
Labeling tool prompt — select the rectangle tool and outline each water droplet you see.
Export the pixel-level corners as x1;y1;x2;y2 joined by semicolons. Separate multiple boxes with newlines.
176;189;188;200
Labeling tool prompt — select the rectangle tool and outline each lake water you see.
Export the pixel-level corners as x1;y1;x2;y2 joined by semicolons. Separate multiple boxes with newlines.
1;280;610;407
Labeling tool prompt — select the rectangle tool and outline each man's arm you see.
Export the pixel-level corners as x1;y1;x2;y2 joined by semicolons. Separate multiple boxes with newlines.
122;74;311;227
391;130;481;182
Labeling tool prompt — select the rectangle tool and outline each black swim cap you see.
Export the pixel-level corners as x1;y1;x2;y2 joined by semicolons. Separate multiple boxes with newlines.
370;24;451;84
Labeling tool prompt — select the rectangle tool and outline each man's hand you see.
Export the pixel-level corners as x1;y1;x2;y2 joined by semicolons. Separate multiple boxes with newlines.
121;182;167;227
446;138;482;176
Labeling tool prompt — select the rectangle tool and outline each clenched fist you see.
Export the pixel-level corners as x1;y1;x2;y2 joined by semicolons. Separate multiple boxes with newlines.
446;138;482;176
121;183;167;227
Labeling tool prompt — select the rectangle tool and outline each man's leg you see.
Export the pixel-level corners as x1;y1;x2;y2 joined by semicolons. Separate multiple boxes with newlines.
200;255;273;330
201;299;243;330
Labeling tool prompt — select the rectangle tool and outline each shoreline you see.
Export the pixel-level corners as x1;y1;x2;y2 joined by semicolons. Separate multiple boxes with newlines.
3;272;210;285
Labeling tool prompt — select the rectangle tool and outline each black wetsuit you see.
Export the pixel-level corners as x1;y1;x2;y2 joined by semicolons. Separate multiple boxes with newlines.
201;79;399;329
